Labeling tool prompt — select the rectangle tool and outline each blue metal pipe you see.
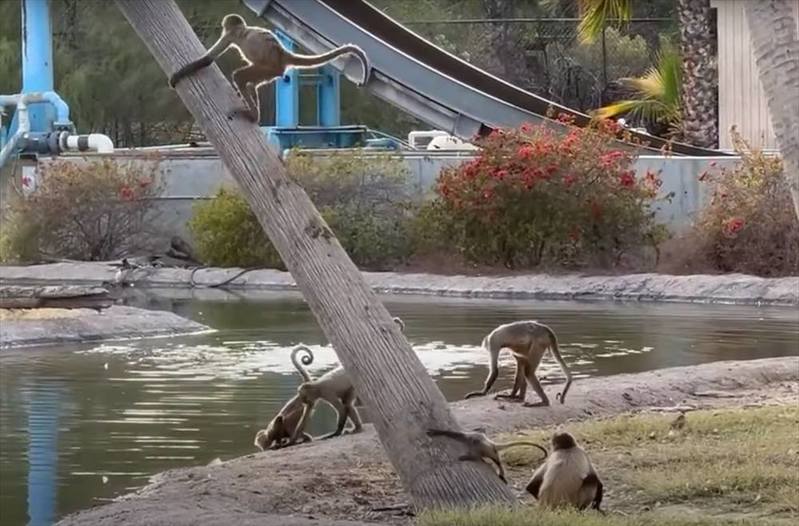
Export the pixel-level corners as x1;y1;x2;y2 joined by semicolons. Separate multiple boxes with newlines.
274;30;299;127
317;65;341;127
21;0;55;132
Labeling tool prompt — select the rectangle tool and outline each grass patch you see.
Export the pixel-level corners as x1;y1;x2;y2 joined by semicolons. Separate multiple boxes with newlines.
420;405;799;525
419;506;778;526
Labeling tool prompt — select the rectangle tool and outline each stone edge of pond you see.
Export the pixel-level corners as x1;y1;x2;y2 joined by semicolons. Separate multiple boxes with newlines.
0;305;213;349
1;262;797;306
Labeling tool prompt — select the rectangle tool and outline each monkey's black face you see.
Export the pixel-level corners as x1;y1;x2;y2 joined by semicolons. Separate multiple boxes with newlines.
552;432;576;450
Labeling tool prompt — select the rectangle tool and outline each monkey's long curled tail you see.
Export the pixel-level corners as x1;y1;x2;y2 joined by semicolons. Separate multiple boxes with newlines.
494;440;548;458
290;345;315;383
286;44;371;86
543;324;573;404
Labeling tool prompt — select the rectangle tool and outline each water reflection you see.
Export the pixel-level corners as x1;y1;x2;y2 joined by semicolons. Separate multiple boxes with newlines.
0;291;797;525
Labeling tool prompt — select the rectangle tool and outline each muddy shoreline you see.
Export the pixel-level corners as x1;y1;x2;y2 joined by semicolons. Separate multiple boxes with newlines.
56;357;799;526
1;262;797;306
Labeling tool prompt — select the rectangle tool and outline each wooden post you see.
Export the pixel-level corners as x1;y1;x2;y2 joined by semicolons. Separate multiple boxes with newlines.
113;0;515;509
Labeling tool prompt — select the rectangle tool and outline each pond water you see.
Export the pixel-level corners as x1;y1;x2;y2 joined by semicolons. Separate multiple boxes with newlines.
1;290;797;526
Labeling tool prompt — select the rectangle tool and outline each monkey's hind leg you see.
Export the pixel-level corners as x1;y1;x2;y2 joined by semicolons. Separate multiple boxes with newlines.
231;65;270;123
522;368;550;408
495;358;528;402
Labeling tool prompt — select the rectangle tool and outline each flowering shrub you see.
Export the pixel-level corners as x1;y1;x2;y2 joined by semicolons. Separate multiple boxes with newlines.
190;151;415;270
695;130;799;276
0;157;163;262
425;118;668;269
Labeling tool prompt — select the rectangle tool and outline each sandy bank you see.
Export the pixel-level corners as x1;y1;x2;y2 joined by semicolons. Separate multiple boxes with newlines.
56;357;799;526
2;262;797;306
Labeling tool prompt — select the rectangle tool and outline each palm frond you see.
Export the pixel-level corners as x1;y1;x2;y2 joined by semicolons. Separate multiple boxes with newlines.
594;46;683;128
577;0;632;44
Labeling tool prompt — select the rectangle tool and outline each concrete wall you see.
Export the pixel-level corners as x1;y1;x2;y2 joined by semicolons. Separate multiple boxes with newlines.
18;150;741;246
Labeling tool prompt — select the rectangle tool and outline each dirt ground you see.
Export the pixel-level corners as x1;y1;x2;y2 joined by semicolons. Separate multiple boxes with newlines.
55;357;798;526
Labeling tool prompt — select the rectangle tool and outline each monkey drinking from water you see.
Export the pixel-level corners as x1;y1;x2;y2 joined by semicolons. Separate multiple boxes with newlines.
169;14;371;123
526;431;604;512
288;317;405;445
427;428;547;483
253;345;315;450
465;320;573;407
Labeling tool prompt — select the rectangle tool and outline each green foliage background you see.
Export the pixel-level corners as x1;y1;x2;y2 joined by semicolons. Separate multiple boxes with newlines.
1;0;674;146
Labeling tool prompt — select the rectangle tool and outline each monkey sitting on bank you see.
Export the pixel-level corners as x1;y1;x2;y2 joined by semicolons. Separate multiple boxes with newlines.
526;431;604;512
253;345;314;450
288;317;405;445
169;14;371;123
426;428;547;483
465;320;573;407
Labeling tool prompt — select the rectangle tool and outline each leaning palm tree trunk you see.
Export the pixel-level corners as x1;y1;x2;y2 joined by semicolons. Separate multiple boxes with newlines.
677;0;718;149
744;0;799;221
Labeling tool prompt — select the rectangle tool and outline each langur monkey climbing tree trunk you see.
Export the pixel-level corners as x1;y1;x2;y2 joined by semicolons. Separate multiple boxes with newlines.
114;0;515;510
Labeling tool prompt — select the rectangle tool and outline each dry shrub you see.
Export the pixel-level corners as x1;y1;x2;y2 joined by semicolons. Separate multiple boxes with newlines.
695;130;799;277
0;156;163;262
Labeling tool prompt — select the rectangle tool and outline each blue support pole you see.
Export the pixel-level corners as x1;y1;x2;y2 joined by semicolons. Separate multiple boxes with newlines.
274;30;299;127
21;0;55;133
317;65;341;127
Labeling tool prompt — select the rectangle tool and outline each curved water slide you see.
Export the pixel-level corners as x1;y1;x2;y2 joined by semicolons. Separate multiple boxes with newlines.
242;0;726;157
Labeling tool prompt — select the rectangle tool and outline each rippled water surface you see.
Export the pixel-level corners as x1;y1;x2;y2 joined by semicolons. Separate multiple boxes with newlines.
1;290;797;525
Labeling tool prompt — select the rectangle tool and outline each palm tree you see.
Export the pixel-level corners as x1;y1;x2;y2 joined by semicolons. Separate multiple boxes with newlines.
744;0;799;221
575;0;719;148
676;0;718;149
593;45;682;137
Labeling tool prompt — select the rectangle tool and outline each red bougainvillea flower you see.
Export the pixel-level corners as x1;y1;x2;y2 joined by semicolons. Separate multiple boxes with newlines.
619;171;636;188
520;123;532;133
493;168;508;180
599;150;625;167
119;185;135;201
556;112;576;125
563;174;576;188
517;144;534;159
598;118;622;135
724;217;745;235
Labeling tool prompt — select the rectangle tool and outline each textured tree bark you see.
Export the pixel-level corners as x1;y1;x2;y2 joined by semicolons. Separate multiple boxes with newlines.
677;0;719;149
744;0;799;221
113;0;516;509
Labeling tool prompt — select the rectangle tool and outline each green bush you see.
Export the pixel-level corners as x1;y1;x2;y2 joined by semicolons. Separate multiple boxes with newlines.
417;118;669;269
0;157;163;263
188;188;282;269
189;150;415;270
694;129;799;276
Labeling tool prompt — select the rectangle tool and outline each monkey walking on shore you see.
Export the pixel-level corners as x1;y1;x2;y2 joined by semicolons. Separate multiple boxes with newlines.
288;317;406;445
426;428;548;483
253;345;315;450
526;431;604;512
465;320;573;407
169;14;371;123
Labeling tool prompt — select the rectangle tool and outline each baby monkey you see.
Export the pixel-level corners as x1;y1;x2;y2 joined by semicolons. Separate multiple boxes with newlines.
427;428;547;483
169;14;371;123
